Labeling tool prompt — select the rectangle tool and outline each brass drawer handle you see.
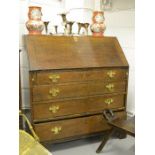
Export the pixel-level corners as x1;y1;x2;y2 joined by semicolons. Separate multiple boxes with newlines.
107;71;116;78
106;84;114;91
105;98;114;105
49;74;60;83
49;105;59;113
49;88;60;97
51;126;62;135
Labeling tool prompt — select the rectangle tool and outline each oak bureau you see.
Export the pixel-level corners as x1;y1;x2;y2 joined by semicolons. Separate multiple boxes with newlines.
24;35;129;143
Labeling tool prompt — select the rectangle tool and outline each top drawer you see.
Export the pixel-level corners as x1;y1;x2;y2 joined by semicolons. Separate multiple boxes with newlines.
32;69;128;85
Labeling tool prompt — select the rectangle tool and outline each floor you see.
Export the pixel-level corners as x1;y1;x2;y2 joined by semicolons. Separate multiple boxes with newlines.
44;135;135;155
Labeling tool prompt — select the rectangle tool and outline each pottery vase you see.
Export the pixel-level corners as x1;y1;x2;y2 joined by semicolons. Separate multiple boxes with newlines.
26;6;44;35
90;11;106;36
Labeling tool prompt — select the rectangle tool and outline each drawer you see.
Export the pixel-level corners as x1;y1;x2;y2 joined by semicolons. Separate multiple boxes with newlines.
32;81;126;102
35;69;128;85
34;111;126;142
33;94;125;121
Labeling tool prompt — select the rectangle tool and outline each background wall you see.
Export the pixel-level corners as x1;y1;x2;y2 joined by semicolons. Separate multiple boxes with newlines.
19;0;135;114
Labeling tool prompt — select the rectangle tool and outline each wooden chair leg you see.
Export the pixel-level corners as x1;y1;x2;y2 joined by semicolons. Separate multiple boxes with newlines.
96;129;115;153
118;130;127;139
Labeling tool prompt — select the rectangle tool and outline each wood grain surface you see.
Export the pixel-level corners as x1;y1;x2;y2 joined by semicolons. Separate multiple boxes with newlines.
24;35;128;71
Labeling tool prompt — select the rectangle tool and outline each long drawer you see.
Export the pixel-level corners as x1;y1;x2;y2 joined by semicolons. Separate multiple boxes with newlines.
32;94;125;121
34;111;126;142
34;69;128;85
32;81;126;102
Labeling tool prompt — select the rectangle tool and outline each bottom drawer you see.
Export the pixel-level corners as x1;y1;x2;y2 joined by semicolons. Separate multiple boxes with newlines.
34;111;126;142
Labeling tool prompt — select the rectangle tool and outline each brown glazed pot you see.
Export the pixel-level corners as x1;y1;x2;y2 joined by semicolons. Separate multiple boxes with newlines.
26;6;44;35
90;11;106;36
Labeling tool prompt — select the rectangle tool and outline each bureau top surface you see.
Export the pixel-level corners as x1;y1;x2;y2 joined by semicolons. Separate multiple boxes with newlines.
24;35;128;71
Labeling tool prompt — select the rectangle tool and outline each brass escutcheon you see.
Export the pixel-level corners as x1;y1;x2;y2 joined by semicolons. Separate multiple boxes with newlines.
31;77;35;82
73;37;78;42
49;105;59;113
49;74;60;83
51;126;62;135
